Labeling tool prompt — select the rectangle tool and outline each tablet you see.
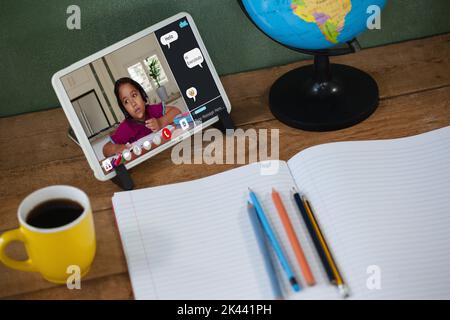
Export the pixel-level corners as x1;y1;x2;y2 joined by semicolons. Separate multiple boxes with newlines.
52;12;231;181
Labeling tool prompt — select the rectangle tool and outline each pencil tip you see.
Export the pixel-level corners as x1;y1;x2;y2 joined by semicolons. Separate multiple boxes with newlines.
290;278;301;292
272;187;276;193
248;187;252;192
338;284;350;298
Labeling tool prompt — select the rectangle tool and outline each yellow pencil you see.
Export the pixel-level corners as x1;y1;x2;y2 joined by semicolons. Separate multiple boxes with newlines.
302;195;349;297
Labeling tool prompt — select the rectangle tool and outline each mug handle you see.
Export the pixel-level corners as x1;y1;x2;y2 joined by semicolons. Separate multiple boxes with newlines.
0;228;37;272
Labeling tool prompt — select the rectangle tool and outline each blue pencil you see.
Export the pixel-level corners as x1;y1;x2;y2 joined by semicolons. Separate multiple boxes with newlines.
247;202;284;299
248;188;301;292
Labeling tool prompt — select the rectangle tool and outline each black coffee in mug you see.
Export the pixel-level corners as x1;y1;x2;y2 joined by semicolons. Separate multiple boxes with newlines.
26;199;84;229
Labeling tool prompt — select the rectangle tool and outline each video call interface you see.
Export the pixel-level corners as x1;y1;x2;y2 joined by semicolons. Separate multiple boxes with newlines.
61;17;227;174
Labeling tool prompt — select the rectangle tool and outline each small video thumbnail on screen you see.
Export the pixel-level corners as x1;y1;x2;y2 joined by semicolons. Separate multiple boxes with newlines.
61;32;198;174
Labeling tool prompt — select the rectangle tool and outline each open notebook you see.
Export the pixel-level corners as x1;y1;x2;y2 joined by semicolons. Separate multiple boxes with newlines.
112;126;450;300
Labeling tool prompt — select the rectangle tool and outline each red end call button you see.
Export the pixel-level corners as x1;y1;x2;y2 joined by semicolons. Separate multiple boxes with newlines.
162;127;172;140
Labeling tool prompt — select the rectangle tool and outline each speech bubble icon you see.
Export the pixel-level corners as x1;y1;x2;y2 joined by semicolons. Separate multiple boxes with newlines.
184;48;204;69
160;31;178;49
186;87;197;102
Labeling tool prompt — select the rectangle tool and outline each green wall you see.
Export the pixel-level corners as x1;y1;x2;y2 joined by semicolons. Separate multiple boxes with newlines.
1;0;449;117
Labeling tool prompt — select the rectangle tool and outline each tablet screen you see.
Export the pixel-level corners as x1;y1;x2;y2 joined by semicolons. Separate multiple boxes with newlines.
60;16;227;174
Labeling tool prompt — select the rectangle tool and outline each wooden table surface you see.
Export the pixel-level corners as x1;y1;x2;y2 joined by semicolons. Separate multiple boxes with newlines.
1;34;449;300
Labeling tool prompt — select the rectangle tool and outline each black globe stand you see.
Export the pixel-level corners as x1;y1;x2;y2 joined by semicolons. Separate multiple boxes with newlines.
269;51;379;131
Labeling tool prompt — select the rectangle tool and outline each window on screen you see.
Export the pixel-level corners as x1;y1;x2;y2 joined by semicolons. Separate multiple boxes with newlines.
126;55;168;95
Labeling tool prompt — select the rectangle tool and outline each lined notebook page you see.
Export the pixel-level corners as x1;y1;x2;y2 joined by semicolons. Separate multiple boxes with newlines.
113;161;321;299
287;126;450;299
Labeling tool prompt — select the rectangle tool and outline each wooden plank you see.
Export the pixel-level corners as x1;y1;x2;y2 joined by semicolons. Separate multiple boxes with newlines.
221;33;450;125
0;35;449;172
0;132;84;171
1;86;449;220
4;273;133;300
221;34;450;102
1;86;449;299
0;109;70;142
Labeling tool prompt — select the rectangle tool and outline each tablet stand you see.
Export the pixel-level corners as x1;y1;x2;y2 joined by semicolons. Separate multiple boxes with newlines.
112;164;134;190
213;109;235;135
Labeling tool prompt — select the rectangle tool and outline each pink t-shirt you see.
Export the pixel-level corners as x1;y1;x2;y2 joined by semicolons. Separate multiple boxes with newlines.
110;103;163;144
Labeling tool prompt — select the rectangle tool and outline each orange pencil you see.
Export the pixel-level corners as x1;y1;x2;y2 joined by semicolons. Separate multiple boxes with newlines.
272;188;316;286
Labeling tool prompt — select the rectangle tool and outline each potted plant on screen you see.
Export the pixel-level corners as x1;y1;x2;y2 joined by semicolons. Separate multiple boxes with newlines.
147;58;169;102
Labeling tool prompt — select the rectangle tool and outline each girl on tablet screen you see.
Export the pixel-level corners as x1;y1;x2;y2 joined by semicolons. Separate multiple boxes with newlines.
102;77;180;157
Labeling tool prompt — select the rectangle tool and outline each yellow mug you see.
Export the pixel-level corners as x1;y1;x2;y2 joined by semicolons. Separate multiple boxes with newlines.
0;185;96;284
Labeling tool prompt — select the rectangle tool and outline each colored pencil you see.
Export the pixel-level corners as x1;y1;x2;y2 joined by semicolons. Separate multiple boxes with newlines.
247;202;283;299
302;194;349;297
292;187;349;298
272;188;315;286
248;188;301;292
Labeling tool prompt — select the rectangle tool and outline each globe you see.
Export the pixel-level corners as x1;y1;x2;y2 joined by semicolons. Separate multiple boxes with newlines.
240;0;387;50
238;0;388;132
